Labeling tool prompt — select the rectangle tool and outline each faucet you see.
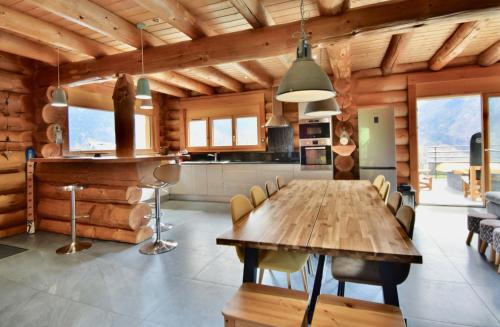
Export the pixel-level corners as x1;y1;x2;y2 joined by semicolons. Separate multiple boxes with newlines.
207;153;218;162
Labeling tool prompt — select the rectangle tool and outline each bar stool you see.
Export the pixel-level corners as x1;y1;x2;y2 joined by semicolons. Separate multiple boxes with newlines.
56;185;92;255
139;163;180;255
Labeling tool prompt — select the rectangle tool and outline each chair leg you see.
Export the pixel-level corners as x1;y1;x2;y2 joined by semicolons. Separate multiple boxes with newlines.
489;246;496;263
301;267;308;293
258;269;264;284
466;231;473;245
495;252;500;266
307;258;312;275
287;272;291;289
337;281;345;296
479;240;487;255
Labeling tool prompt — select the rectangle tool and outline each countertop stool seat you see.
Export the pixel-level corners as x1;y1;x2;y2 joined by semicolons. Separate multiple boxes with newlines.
479;219;500;261
222;283;308;327
311;294;405;327
56;184;92;255
139;163;181;255
493;228;500;273
467;210;497;248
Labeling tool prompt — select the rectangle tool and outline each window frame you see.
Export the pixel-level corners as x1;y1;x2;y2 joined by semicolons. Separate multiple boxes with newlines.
187;117;209;150
234;114;260;148
210;116;234;149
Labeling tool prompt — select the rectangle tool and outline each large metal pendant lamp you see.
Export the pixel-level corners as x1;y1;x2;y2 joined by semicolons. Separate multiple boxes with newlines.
136;23;152;100
51;47;68;107
276;0;335;103
304;98;341;117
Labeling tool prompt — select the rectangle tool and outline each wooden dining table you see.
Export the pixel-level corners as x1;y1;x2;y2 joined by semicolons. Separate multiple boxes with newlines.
216;179;422;322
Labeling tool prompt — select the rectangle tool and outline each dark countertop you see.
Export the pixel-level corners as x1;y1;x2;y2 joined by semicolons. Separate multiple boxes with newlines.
31;154;172;163
181;161;299;165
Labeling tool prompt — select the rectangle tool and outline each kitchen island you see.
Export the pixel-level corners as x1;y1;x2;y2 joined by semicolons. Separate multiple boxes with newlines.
29;155;170;243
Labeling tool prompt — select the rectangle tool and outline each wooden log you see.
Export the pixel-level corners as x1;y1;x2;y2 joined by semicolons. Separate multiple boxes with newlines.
165;120;180;130
336;93;352;109
394;102;408;117
326;41;351;80
355;91;407;106
0;171;25;194
0;93;31;116
335;171;354;180
167;110;180;120
45;124;60;143
381;33;413;76
333;78;351;94
334;121;354;137
355;74;408;93
42;104;67;124
478;40;500;66
336;110;351;122
38;218;154;244
40;143;61;158
396;145;410;162
0;51;34;75
395;117;408;129
334;155;355;172
168;141;180;151
0;193;26;213
0;116;34;131
0;151;26;172
38;183;142;204
0;141;32;151
37;198;150;231
395;128;409;145
0;130;32;142
113;74;136;157
0;209;26;229
166;130;180;141
397;176;410;185
397;162;410;177
0;70;31;94
0;224;25;238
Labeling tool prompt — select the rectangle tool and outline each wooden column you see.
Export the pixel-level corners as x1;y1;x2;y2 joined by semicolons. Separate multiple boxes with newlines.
113;74;135;157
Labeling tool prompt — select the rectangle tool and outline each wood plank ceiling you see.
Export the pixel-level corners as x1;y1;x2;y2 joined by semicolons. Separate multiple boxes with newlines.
0;0;499;97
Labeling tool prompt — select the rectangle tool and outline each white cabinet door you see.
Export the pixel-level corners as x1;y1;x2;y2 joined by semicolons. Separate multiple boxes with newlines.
223;164;258;197
207;165;224;196
293;165;333;180
171;165;192;194
191;165;208;195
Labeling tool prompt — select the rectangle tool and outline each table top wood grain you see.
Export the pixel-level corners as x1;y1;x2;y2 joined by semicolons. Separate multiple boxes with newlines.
216;179;422;264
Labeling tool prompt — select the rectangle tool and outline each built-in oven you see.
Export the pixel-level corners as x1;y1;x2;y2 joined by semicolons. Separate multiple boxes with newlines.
300;139;332;166
299;118;331;140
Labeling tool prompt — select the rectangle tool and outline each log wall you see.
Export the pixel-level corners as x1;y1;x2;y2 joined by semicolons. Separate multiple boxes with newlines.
0;51;35;238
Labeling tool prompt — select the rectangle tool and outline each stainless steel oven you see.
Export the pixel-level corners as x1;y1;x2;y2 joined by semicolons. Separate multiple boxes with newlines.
300;139;332;166
299;118;331;140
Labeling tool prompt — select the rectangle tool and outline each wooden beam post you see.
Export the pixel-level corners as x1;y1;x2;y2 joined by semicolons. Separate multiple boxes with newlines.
429;21;484;71
113;74;136;157
327;41;351;80
478;40;500;66
381;33;414;76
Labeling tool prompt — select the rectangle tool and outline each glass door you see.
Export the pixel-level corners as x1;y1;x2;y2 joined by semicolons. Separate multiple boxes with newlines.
483;94;500;195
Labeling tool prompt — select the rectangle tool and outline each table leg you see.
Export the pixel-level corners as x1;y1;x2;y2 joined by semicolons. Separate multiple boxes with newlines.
242;247;258;283
308;254;325;324
380;262;400;306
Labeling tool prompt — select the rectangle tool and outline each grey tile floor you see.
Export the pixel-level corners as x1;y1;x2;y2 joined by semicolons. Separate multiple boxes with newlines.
0;202;498;327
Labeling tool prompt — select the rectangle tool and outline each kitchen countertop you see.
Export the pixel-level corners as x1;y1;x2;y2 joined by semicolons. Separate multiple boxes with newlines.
31;154;172;163
181;161;299;165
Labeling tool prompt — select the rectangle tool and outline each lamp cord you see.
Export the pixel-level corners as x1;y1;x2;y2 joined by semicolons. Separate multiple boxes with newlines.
300;0;305;39
140;28;144;76
57;47;60;87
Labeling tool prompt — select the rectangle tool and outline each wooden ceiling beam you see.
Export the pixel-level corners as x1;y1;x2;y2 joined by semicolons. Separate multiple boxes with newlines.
149;71;215;95
429;21;484;71
478;40;500;66
381;32;414;75
326;41;351;80
38;0;500;85
234;61;273;88
188;67;243;92
317;0;349;16
24;0;164;48
133;0;215;38
228;0;275;28
0;4;118;58
0;30;78;66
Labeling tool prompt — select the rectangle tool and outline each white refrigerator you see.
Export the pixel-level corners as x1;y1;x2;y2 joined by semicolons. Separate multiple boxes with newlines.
358;107;397;192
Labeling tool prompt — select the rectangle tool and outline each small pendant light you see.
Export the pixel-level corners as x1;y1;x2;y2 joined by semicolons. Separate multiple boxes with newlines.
304;98;341;117
276;0;335;103
136;23;152;100
51;47;68;107
140;98;153;110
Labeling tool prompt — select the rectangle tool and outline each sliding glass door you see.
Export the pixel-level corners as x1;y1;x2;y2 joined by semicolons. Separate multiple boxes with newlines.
484;94;500;194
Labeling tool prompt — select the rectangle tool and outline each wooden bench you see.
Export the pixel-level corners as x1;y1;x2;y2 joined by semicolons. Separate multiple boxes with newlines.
311;294;405;327
222;283;308;327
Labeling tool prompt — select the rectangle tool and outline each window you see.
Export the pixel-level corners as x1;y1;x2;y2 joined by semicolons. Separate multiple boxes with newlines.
67;106;152;152
188;119;207;147
236;116;258;146
212;118;232;147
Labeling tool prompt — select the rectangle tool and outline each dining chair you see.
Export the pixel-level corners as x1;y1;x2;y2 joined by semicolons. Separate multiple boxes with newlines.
276;175;287;189
265;180;278;197
379;181;391;203
331;205;415;297
230;194;310;292
387;192;403;215
372;175;385;192
250;185;267;207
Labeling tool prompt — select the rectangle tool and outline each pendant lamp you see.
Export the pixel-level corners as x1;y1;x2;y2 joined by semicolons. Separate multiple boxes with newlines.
140;98;153;110
304;98;341;117
276;0;335;103
136;23;152;100
51;47;68;107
